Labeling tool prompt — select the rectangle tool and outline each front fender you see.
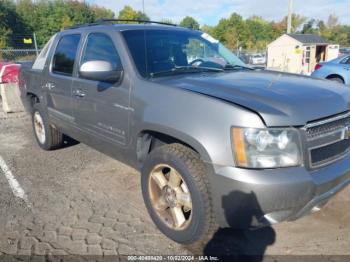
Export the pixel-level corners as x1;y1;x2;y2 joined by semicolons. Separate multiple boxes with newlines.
132;81;265;167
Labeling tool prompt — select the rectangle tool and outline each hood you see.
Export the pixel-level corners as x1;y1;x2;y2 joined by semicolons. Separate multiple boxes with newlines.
154;70;350;126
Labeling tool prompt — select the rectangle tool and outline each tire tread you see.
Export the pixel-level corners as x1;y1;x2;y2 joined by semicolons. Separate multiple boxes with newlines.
32;103;63;150
145;143;219;251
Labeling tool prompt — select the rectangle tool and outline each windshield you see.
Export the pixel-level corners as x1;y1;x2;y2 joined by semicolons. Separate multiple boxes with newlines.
122;29;247;78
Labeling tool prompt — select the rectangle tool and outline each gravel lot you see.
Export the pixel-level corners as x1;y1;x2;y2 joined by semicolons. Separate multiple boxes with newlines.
0;109;350;259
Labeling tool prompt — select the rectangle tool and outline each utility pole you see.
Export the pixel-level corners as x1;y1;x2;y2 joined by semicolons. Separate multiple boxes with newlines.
287;0;293;34
142;0;145;14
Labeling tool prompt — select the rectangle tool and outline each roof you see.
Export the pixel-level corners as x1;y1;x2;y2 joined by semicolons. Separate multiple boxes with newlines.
287;34;328;44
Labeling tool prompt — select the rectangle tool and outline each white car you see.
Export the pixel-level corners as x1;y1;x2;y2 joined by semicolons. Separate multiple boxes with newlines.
250;54;266;65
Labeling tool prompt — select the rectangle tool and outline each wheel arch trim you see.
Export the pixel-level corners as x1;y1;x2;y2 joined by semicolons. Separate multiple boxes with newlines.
136;124;213;165
326;74;345;82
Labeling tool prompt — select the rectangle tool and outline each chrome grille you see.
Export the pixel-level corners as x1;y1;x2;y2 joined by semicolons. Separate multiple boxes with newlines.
306;112;350;140
305;111;350;168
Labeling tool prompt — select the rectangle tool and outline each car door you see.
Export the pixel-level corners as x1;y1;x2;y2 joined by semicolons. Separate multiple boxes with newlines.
72;32;130;146
45;34;81;125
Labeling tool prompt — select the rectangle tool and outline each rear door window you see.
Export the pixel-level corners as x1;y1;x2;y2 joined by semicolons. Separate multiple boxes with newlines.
52;34;81;76
32;35;55;70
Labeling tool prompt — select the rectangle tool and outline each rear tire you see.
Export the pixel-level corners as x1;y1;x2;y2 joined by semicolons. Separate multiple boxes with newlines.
328;76;344;84
32;103;63;150
141;143;218;248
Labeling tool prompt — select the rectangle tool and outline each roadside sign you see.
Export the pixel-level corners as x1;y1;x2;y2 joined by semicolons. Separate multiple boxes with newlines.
23;38;33;44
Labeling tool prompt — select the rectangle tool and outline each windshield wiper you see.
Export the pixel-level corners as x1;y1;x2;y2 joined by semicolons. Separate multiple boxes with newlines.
150;66;223;78
224;64;254;71
175;65;224;71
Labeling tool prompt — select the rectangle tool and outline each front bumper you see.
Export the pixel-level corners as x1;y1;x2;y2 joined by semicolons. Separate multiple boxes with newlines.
209;152;350;228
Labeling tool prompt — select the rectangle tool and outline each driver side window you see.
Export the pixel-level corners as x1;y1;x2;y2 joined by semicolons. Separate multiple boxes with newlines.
81;33;122;71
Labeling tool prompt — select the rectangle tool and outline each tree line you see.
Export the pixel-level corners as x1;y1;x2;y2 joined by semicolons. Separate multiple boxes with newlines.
1;0;349;50
213;13;350;50
0;0;114;48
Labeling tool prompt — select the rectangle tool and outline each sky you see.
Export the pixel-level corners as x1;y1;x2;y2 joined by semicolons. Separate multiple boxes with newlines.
86;0;350;26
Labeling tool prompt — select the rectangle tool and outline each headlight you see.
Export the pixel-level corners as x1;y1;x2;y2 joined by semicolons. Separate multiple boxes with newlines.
232;127;302;168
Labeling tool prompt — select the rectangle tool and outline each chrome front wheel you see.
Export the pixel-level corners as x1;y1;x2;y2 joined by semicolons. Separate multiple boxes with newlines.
148;164;193;231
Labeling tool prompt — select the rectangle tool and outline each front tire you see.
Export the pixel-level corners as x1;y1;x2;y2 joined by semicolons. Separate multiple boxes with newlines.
141;143;217;246
32;103;63;150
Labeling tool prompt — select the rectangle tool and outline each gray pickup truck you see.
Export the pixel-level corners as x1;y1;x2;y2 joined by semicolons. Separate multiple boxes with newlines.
20;20;350;246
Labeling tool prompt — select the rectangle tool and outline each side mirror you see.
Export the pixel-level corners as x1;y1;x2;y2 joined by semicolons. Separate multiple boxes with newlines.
79;60;122;83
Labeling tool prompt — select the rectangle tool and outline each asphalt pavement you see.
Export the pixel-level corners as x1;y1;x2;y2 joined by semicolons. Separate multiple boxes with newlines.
0;110;349;258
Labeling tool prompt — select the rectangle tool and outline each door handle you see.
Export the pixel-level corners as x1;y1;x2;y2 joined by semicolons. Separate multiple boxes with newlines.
45;82;55;90
73;89;86;98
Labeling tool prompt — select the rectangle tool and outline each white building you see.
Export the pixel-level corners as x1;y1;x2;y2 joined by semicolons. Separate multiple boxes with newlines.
267;34;339;75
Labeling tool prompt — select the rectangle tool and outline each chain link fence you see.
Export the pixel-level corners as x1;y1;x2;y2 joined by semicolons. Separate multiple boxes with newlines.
1;49;266;66
0;33;40;63
0;42;266;66
0;49;39;63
